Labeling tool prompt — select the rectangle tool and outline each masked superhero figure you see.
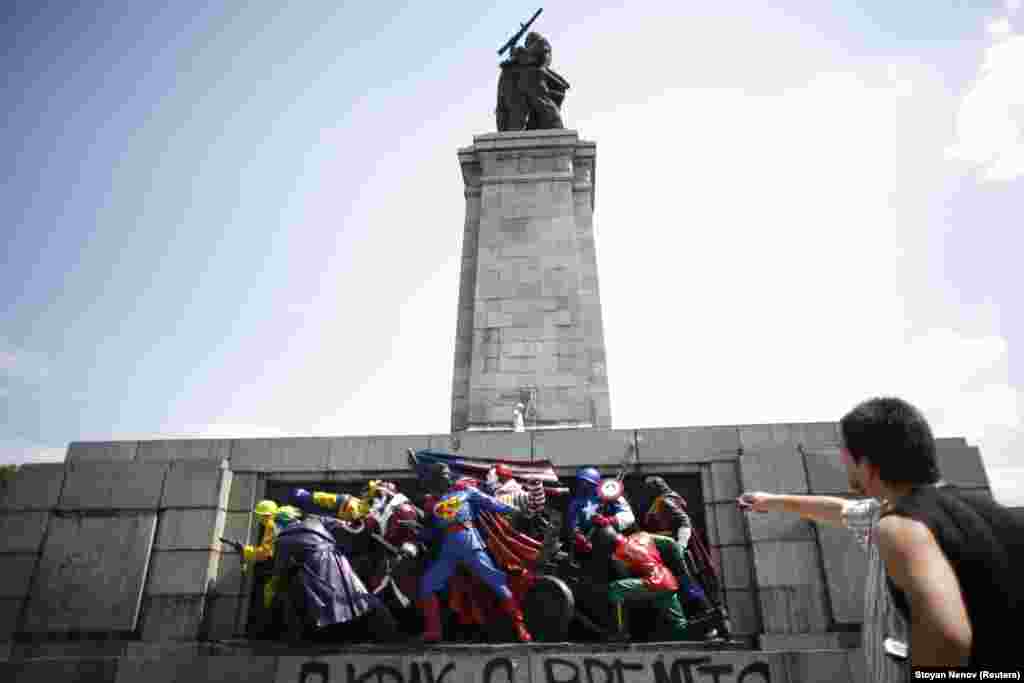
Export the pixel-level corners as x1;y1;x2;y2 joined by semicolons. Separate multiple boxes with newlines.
417;463;533;643
565;466;635;555
590;515;714;641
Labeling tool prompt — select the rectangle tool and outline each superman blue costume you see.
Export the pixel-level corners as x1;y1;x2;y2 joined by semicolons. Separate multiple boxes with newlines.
417;463;533;642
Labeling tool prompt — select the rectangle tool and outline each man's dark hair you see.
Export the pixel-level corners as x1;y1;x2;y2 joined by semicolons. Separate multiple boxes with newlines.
840;397;940;485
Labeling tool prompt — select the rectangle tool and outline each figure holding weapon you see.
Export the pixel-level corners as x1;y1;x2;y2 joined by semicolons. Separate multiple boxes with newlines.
495;8;570;131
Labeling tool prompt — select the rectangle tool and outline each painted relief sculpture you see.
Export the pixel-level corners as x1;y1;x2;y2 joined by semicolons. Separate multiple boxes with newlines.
234;447;731;645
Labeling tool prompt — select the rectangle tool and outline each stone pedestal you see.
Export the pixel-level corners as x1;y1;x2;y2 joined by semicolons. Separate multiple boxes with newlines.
451;130;610;432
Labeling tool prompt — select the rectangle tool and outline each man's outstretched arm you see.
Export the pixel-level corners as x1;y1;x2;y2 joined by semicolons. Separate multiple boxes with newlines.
878;515;972;667
736;492;853;527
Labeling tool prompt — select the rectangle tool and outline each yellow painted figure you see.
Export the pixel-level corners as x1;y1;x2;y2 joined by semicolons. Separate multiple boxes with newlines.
243;499;279;565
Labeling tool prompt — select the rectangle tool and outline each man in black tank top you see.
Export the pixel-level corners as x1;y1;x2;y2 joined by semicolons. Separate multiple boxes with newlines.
840;397;1024;669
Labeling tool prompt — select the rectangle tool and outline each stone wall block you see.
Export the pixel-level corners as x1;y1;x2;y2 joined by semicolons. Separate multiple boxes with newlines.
161;460;231;509
2;658;119;683
429;432;532;462
136;440;231;464
817;524;868;625
147;550;219;596
758;584;830;633
0;598;20;641
739;422;840;451
139;595;206;641
724;588;760;635
59;462;168;510
713;502;747;546
710;461;741;501
532;429;635;467
221;511;254;549
746;514;815;542
328;435;432;471
761;633;842;651
24;513;157;632
751;540;823;586
0;554;36;598
66;441;135;463
637;426;741;464
739;446;808;494
0;511;49;553
0;463;66;511
229;438;330;472
155;508;224;551
719;545;753;590
784;651;854;681
802;447;848;494
213;551;246;596
227;473;260;512
205;594;243;641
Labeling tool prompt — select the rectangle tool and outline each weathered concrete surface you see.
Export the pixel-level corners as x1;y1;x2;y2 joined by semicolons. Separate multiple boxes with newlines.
816;524;868;625
738;423;840;452
711;502;746;546
139;596;206;641
801;447;847;494
146;550;219;595
745;514;814;543
24;513;157;632
327;435;432;471
162;461;231;509
2;657;119;683
0;554;37;598
429;431;532;462
0;641;863;683
0;598;22;639
453;130;610;431
226;473;259;513
709;460;742;502
532;428;634;467
205;594;243;640
136;440;231;464
0;511;49;553
718;546;754;590
155;509;224;551
66;441;136;463
637;426;741;464
724;588;760;634
59;462;167;510
0;463;66;511
230;438;330;472
758;583;829;634
738;447;808;495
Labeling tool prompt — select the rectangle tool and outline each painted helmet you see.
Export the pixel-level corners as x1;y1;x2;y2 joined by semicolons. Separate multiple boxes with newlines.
254;500;278;517
274;505;302;526
576;466;601;486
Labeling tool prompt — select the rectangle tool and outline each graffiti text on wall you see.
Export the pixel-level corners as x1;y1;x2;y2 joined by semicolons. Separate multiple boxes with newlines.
296;655;772;683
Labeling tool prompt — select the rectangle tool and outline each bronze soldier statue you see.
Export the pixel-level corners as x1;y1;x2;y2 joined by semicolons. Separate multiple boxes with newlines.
496;12;570;131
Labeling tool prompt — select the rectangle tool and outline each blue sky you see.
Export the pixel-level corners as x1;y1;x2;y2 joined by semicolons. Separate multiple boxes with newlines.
3;1;1022;505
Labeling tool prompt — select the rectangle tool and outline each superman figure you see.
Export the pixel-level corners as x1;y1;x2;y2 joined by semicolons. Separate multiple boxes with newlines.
417;462;533;643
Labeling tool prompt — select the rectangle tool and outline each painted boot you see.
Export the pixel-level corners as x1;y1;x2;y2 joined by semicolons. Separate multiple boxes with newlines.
418;595;443;643
498;597;533;643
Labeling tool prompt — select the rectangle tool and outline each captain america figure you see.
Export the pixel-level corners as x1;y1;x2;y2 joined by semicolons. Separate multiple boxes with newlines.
565;466;636;554
417;462;533;643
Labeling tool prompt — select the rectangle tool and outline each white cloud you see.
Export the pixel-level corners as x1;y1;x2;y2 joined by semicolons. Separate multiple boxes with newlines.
1008;0;1022;14
946;31;1024;181
988;18;1014;38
